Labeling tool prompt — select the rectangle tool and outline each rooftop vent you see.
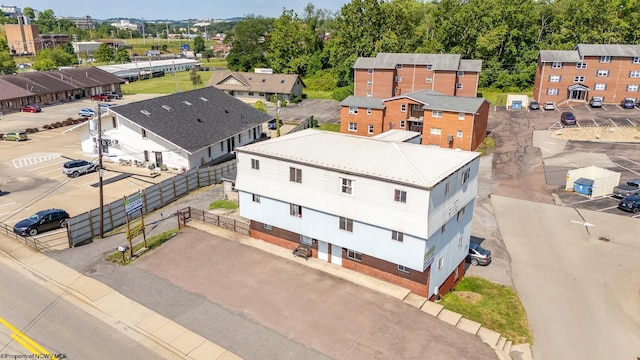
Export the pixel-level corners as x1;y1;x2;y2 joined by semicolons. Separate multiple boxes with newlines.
280;79;285;83
197;118;202;122
224;109;229;113
261;79;266;82
183;101;192;106
141;110;151;116
199;97;208;102
162;105;172;111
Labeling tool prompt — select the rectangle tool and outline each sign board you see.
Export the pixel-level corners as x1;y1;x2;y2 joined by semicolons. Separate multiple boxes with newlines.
125;192;143;215
126;222;144;240
423;245;436;270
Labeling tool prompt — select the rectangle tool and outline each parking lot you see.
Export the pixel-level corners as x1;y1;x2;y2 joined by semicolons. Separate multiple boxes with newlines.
526;102;640;129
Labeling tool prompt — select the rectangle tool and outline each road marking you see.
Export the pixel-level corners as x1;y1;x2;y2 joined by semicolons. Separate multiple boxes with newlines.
0;316;58;360
626;118;636;126
12;153;61;168
611;161;640;176
0;202;16;208
613;155;640;167
597;206;619;212
571;220;595;227
608;118;617;127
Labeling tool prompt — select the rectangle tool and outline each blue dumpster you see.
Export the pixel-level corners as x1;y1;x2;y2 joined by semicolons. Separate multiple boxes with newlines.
512;100;522;110
573;177;594;196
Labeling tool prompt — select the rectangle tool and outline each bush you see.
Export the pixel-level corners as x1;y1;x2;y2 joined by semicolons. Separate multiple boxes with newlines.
303;71;338;91
331;86;353;102
290;96;302;103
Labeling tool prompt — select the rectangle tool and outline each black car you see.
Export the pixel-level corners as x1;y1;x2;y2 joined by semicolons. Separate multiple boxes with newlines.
13;208;70;236
618;195;640;213
268;118;283;130
560;111;576;126
529;101;540;110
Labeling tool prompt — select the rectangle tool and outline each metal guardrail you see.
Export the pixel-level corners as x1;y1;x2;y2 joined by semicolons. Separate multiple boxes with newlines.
0;222;68;252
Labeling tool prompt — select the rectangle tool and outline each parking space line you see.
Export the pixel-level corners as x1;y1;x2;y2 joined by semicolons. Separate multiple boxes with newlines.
633;214;640;218
0;202;16;208
609;118;618;127
613;155;640;167
612;162;640;176
597;205;619;212
588;118;597;126
627;118;636;126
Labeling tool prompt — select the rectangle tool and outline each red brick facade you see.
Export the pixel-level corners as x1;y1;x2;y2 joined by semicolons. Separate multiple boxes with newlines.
534;45;640;105
339;106;385;136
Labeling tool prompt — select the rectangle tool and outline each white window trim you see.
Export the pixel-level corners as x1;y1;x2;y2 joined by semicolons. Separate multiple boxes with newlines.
597;70;609;77
594;83;606;91
348;122;357;132
430;127;441;135
576;62;587;69
457;130;463;138
438;256;444;270
367;124;374;134
400;104;406;112
398;265;409;273
574;76;585;82
432;110;443;118
340;177;354;195
348;106;358;115
549;75;561;82
551;62;563;69
599;56;612;63
347;249;362;261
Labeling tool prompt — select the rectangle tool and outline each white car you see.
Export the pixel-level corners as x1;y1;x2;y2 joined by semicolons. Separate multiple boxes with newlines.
78;108;97;117
543;101;555;110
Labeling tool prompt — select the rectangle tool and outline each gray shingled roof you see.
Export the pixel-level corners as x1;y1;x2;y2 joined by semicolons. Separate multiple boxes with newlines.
459;59;483;72
110;87;273;155
339;96;385;110
576;44;640;57
207;70;304;94
386;90;487;113
352;52;479;71
539;50;581;63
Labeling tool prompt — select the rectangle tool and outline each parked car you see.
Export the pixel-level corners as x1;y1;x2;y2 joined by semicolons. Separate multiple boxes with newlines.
2;131;28;141
529;101;540;110
467;243;492;266
105;91;122;99
20;105;41;113
543;101;555;110
621;98;635;109
78;108;97;117
589;96;603;108
268;118;283;130
612;179;640;198
560;111;576;126
13;208;70;236
99;103;117;112
63;159;99;178
617;195;640;213
90;94;110;101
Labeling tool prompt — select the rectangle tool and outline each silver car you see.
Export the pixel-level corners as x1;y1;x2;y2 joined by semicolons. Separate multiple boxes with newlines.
467;243;492;266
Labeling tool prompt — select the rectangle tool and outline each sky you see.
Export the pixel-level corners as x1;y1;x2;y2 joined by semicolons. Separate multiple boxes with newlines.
20;0;352;20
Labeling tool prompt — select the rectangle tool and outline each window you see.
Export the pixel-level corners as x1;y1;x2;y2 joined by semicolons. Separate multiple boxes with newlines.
445;182;451;195
339;217;353;232
438;256;444;270
457;130;463;138
220;142;224;151
252;194;261;203
432;110;443;118
251;158;260;170
395;76;402;82
426;77;433;83
289;167;302;183
576;62;587;69
549;75;561;82
367;92;372;98
394;189;407;203
248;92;254;96
441;224;446;233
456;83;463;89
366;107;371;115
392;231;404;242
430;127;441;135
300;235;312;246
457;236;463;249
112;118;117;128
367;68;372;74
457;71;464;77
396;64;402;70
341;178;353;194
547;88;559;95
290;204;302;217
141;128;147;139
426;64;432;70
400;120;405;128
599;56;612;63
347;249;362;261
594;83;607;91
574;76;585;82
398;265;409;273
229;78;237;84
461;168;471;184
368;124;374;134
457;207;466;221
458;112;465;120
263;224;272;230
634;57;640;64
597;70;609;77
349;106;358;114
367;80;372;86
630;71;640;78
627;84;639;92
348;122;357;132
400;104;406;112
551;62;563;69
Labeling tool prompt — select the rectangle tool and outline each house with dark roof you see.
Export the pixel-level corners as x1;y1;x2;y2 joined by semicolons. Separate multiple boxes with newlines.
353;53;482;98
207;69;305;103
534;44;640;106
74;87;273;170
340;90;489;151
0;67;124;113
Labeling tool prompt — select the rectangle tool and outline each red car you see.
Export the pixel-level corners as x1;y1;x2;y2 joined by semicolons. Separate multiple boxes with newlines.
20;105;41;113
90;94;110;101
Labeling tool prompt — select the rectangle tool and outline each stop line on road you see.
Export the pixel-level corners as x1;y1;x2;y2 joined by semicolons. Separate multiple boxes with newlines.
12;153;61;168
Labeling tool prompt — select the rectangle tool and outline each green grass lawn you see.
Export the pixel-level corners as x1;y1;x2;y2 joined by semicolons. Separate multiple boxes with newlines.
479;88;533;106
105;228;179;264
208;199;239;210
440;276;533;344
317;123;340;132
121;70;215;94
304;89;333;100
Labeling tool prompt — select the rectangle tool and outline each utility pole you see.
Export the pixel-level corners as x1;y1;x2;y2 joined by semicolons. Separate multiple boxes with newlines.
97;104;104;238
142;18;146;45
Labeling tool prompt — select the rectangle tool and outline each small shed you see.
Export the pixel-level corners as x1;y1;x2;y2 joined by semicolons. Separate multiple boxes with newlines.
221;169;238;201
573;178;594;195
565;166;620;198
506;94;529;110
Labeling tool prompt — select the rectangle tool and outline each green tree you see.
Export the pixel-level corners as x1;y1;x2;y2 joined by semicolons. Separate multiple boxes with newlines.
0;38;17;75
94;43;115;63
266;9;317;75
225;15;273;71
115;47;130;63
193;36;205;54
189;68;202;89
22;7;35;20
32;48;77;70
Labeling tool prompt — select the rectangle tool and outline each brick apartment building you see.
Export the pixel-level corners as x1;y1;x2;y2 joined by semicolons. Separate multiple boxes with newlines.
534;44;640;106
340;90;489;151
353;53;482;98
5;16;41;55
